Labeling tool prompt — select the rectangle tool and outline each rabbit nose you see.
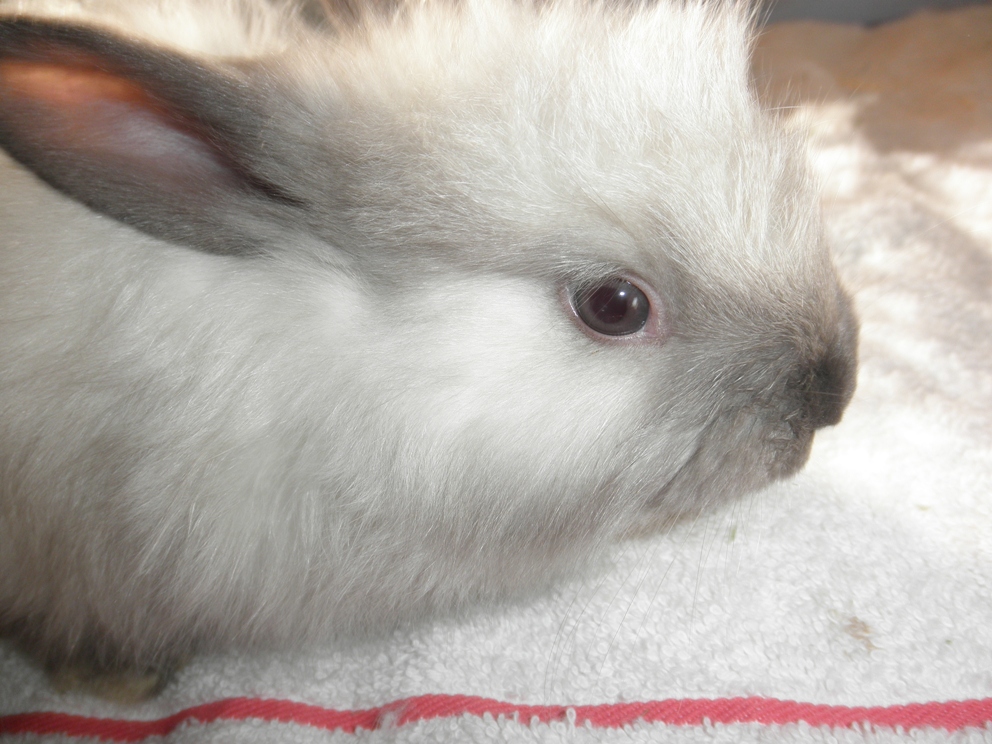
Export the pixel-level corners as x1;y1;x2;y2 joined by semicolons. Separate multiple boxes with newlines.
798;342;857;430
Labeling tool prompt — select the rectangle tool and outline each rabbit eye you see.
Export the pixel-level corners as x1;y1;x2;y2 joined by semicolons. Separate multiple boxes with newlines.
571;278;651;337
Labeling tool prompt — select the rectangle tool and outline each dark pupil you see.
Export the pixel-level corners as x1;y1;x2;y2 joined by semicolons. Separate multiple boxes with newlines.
575;279;650;336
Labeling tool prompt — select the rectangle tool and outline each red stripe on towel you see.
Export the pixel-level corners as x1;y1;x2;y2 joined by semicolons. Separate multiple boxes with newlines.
2;695;992;740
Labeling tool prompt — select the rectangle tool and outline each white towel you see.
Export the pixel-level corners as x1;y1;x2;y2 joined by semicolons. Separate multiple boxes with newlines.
2;6;992;742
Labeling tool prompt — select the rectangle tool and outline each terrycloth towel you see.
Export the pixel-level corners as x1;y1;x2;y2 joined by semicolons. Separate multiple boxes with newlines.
2;6;992;742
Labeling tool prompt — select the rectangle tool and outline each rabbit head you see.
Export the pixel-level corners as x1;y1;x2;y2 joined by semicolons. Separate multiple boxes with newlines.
0;0;857;672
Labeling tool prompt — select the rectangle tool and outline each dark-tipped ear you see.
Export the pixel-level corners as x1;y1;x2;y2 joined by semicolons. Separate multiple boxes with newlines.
0;19;309;255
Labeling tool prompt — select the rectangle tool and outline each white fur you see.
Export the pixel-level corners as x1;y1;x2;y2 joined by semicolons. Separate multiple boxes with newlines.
0;0;857;672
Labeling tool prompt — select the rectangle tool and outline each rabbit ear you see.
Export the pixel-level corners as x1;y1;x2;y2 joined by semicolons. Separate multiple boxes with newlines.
0;19;309;256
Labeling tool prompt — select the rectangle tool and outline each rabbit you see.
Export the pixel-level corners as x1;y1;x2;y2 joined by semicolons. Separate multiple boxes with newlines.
0;0;857;697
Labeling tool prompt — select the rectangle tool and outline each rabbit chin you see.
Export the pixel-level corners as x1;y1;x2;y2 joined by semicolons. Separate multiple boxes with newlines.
650;417;814;516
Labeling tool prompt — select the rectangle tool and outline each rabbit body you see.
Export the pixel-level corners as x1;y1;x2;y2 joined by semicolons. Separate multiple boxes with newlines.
0;0;857;675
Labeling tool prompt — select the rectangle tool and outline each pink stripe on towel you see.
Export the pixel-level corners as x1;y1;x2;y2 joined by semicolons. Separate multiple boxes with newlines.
2;695;992;740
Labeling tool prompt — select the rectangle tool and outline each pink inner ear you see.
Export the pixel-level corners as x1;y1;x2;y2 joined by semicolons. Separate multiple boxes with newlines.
0;58;236;189
0;59;151;109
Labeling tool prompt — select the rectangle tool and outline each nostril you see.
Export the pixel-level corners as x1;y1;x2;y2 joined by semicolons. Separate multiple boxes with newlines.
800;348;857;429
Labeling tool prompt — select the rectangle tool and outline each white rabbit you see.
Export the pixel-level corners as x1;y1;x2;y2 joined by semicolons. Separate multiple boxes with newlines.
0;0;857;695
